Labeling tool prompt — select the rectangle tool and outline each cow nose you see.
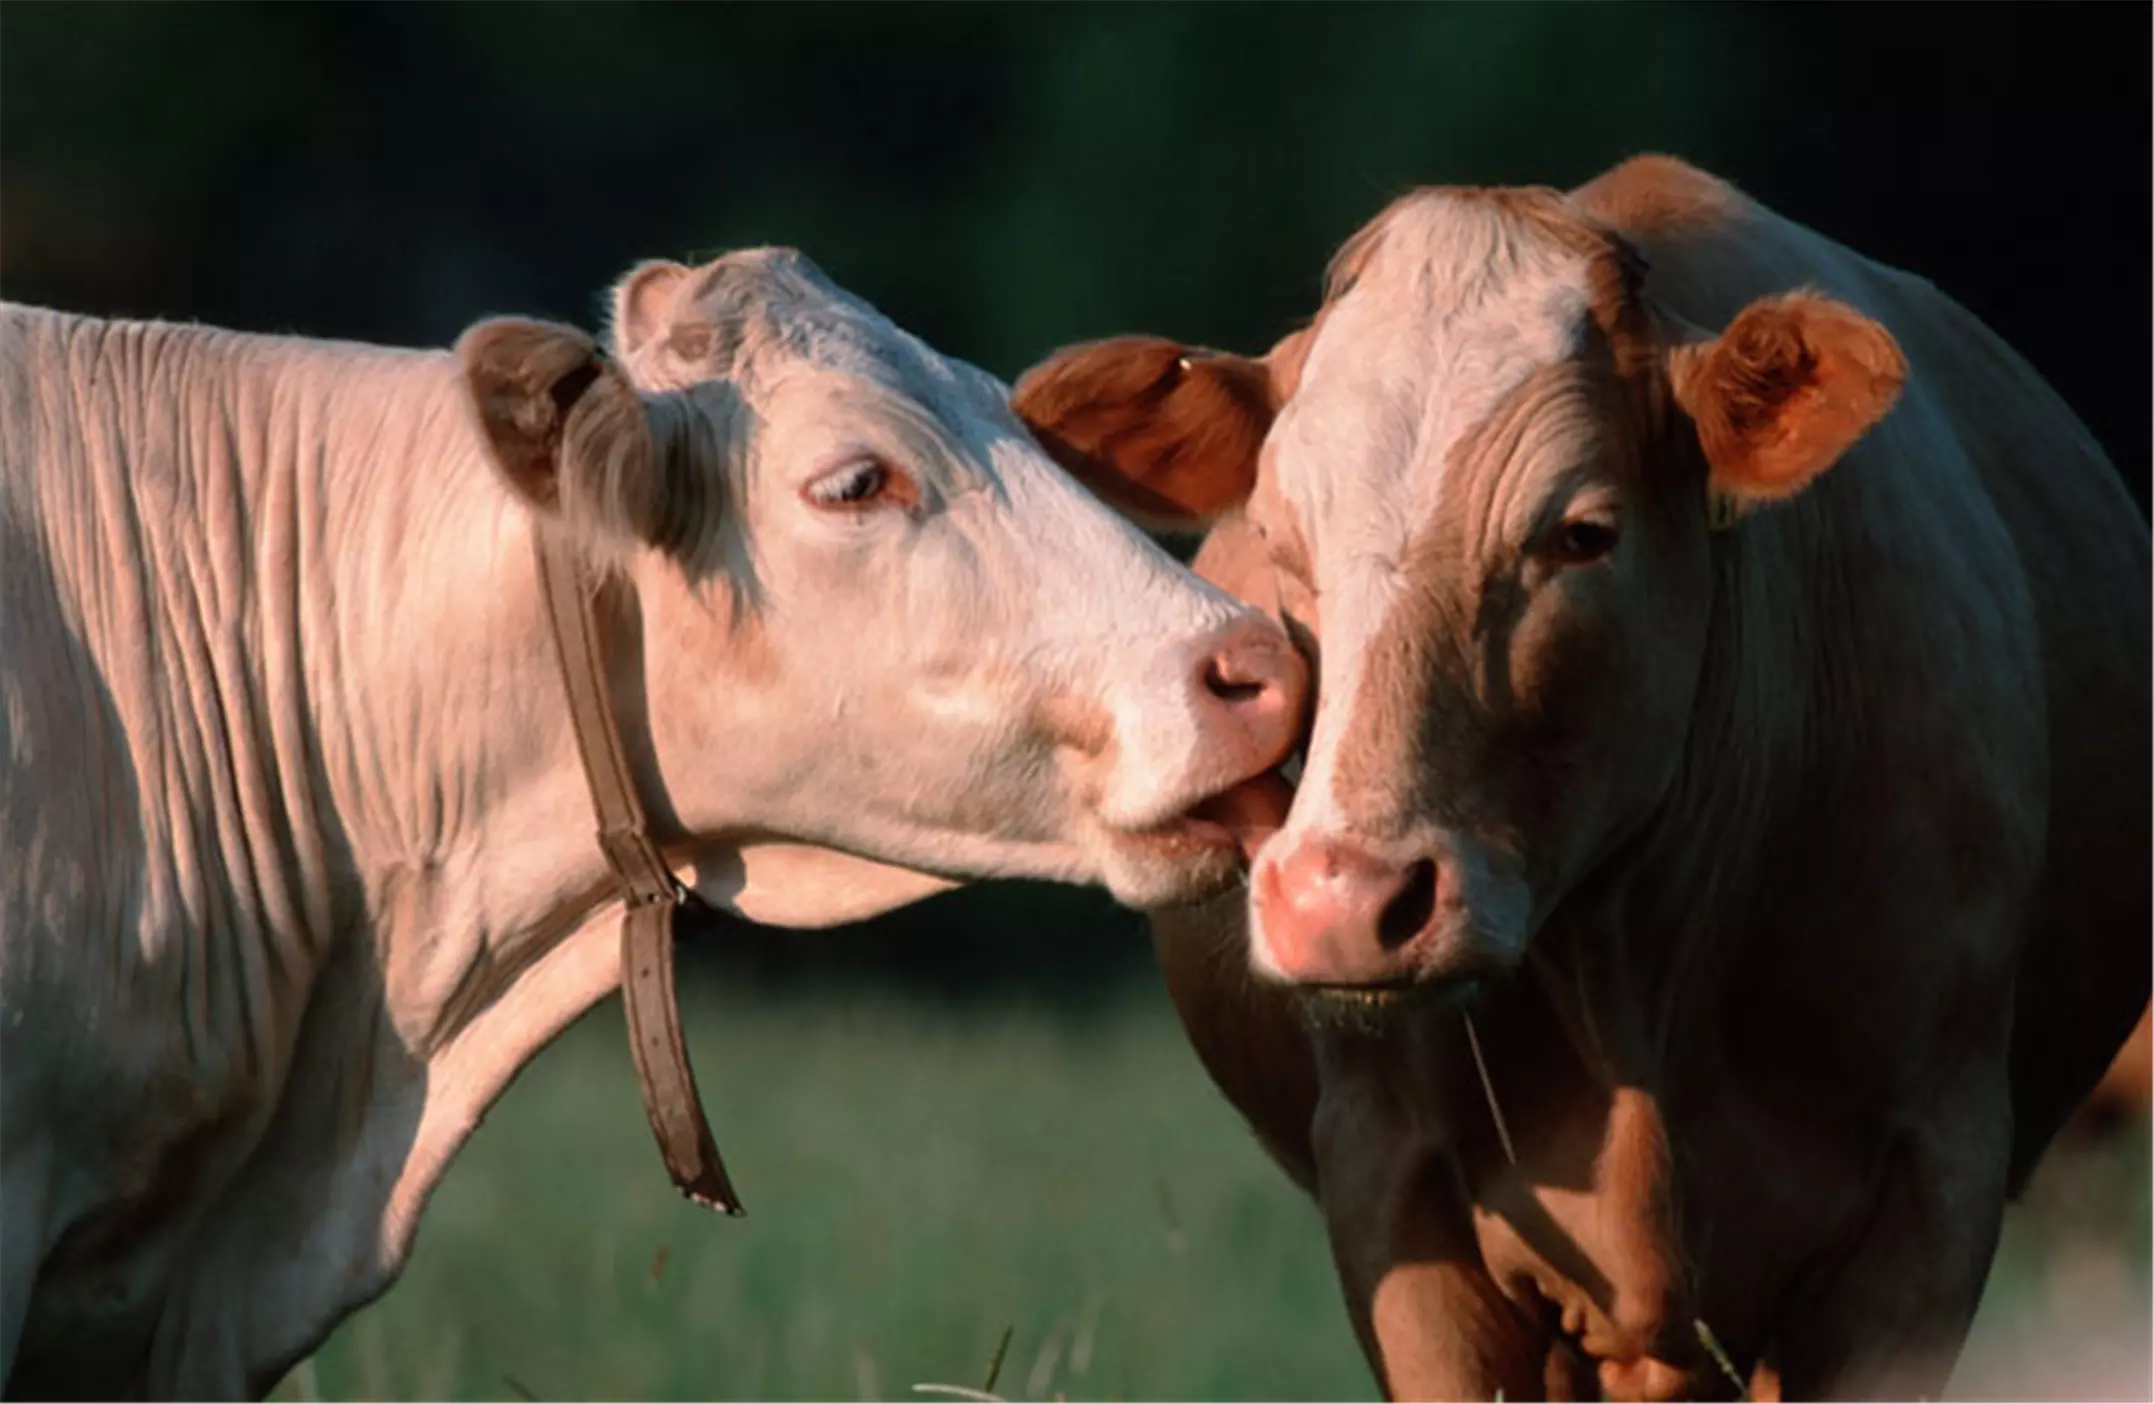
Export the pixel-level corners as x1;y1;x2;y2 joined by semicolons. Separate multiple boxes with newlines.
1250;825;1530;988
1251;834;1436;985
1189;617;1307;777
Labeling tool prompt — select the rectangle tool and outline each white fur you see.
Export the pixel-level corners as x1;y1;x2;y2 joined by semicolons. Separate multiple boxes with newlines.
1249;195;1593;978
0;264;1274;1396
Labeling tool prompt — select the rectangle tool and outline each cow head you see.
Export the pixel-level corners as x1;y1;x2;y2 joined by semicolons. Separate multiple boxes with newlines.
1014;187;1904;998
455;248;1304;921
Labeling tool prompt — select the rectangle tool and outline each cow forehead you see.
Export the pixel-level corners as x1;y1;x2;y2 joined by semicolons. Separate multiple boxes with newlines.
1257;193;1615;836
688;264;1161;558
1270;191;1600;551
693;256;1016;478
676;246;1003;424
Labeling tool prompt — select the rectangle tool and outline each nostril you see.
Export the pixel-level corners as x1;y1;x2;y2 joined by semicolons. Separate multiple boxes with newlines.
1203;653;1269;705
1377;859;1438;950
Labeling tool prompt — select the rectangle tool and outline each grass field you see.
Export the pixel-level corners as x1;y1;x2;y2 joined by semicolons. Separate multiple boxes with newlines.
278;955;2151;1402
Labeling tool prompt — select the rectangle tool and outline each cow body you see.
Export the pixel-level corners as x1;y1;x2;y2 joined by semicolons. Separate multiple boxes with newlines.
1017;157;2148;1399
0;252;1302;1398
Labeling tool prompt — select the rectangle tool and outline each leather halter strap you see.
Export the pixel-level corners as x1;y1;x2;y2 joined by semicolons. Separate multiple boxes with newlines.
531;532;745;1217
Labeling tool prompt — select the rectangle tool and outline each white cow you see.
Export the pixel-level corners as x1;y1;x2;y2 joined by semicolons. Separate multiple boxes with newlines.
0;247;1303;1397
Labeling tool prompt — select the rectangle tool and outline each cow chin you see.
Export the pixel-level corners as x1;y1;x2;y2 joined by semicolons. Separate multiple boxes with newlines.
1092;824;1248;910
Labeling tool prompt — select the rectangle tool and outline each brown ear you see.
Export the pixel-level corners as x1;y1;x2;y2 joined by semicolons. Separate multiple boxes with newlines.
1011;335;1282;530
1669;292;1906;507
457;316;706;554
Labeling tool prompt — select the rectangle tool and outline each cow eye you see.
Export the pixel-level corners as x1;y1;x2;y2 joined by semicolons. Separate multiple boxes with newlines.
1549;517;1620;565
804;459;892;510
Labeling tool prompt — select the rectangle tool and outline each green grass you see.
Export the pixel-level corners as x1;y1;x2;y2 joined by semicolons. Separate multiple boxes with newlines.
280;973;2150;1401
289;975;1372;1402
1960;1119;2152;1400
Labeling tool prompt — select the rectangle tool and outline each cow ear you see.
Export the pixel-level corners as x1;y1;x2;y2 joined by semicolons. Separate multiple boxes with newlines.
457;316;710;556
1011;335;1283;530
610;259;691;359
1668;292;1906;509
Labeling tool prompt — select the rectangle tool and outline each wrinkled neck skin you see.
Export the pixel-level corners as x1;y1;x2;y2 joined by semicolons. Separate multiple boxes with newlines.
6;311;939;1392
1496;511;1803;1084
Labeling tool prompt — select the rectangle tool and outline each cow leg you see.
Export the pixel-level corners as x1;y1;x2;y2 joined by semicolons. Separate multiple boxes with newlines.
1311;1064;1543;1401
1760;1083;2012;1400
0;1133;52;1389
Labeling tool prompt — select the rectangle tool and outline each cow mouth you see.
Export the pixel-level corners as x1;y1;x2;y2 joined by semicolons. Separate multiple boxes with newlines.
1191;765;1297;861
1297;975;1484;1029
1186;737;1306;862
1126;765;1297;864
1098;764;1298;908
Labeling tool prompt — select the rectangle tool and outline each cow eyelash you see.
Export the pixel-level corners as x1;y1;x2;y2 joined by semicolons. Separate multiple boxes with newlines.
1545;516;1621;565
803;458;905;512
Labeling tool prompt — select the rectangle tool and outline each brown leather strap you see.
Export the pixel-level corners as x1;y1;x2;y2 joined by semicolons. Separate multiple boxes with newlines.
532;532;745;1217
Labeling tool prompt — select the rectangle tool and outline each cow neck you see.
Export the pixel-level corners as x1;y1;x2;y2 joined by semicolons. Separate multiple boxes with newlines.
529;529;746;1217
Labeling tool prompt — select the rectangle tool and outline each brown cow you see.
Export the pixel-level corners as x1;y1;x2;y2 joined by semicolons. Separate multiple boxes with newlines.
1014;156;2150;1401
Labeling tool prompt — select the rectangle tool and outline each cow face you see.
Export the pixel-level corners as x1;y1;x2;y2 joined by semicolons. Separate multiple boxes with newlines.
456;248;1304;921
1015;187;1903;996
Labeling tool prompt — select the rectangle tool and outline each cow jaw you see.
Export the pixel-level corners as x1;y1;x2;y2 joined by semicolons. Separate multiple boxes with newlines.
687;843;957;928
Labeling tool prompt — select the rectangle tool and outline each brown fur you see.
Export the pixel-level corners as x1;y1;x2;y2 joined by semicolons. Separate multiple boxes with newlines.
2070;1002;2153;1134
1576;154;1746;241
1014;188;1665;525
458;317;615;511
1016;154;2149;1402
457;316;717;558
1011;337;1276;527
1671;294;1907;504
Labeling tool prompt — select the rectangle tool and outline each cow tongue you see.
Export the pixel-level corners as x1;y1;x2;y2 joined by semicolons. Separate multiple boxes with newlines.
1193;768;1297;862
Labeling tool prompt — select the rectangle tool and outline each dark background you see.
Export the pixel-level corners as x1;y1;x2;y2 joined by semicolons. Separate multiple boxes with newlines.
5;1;2147;1001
